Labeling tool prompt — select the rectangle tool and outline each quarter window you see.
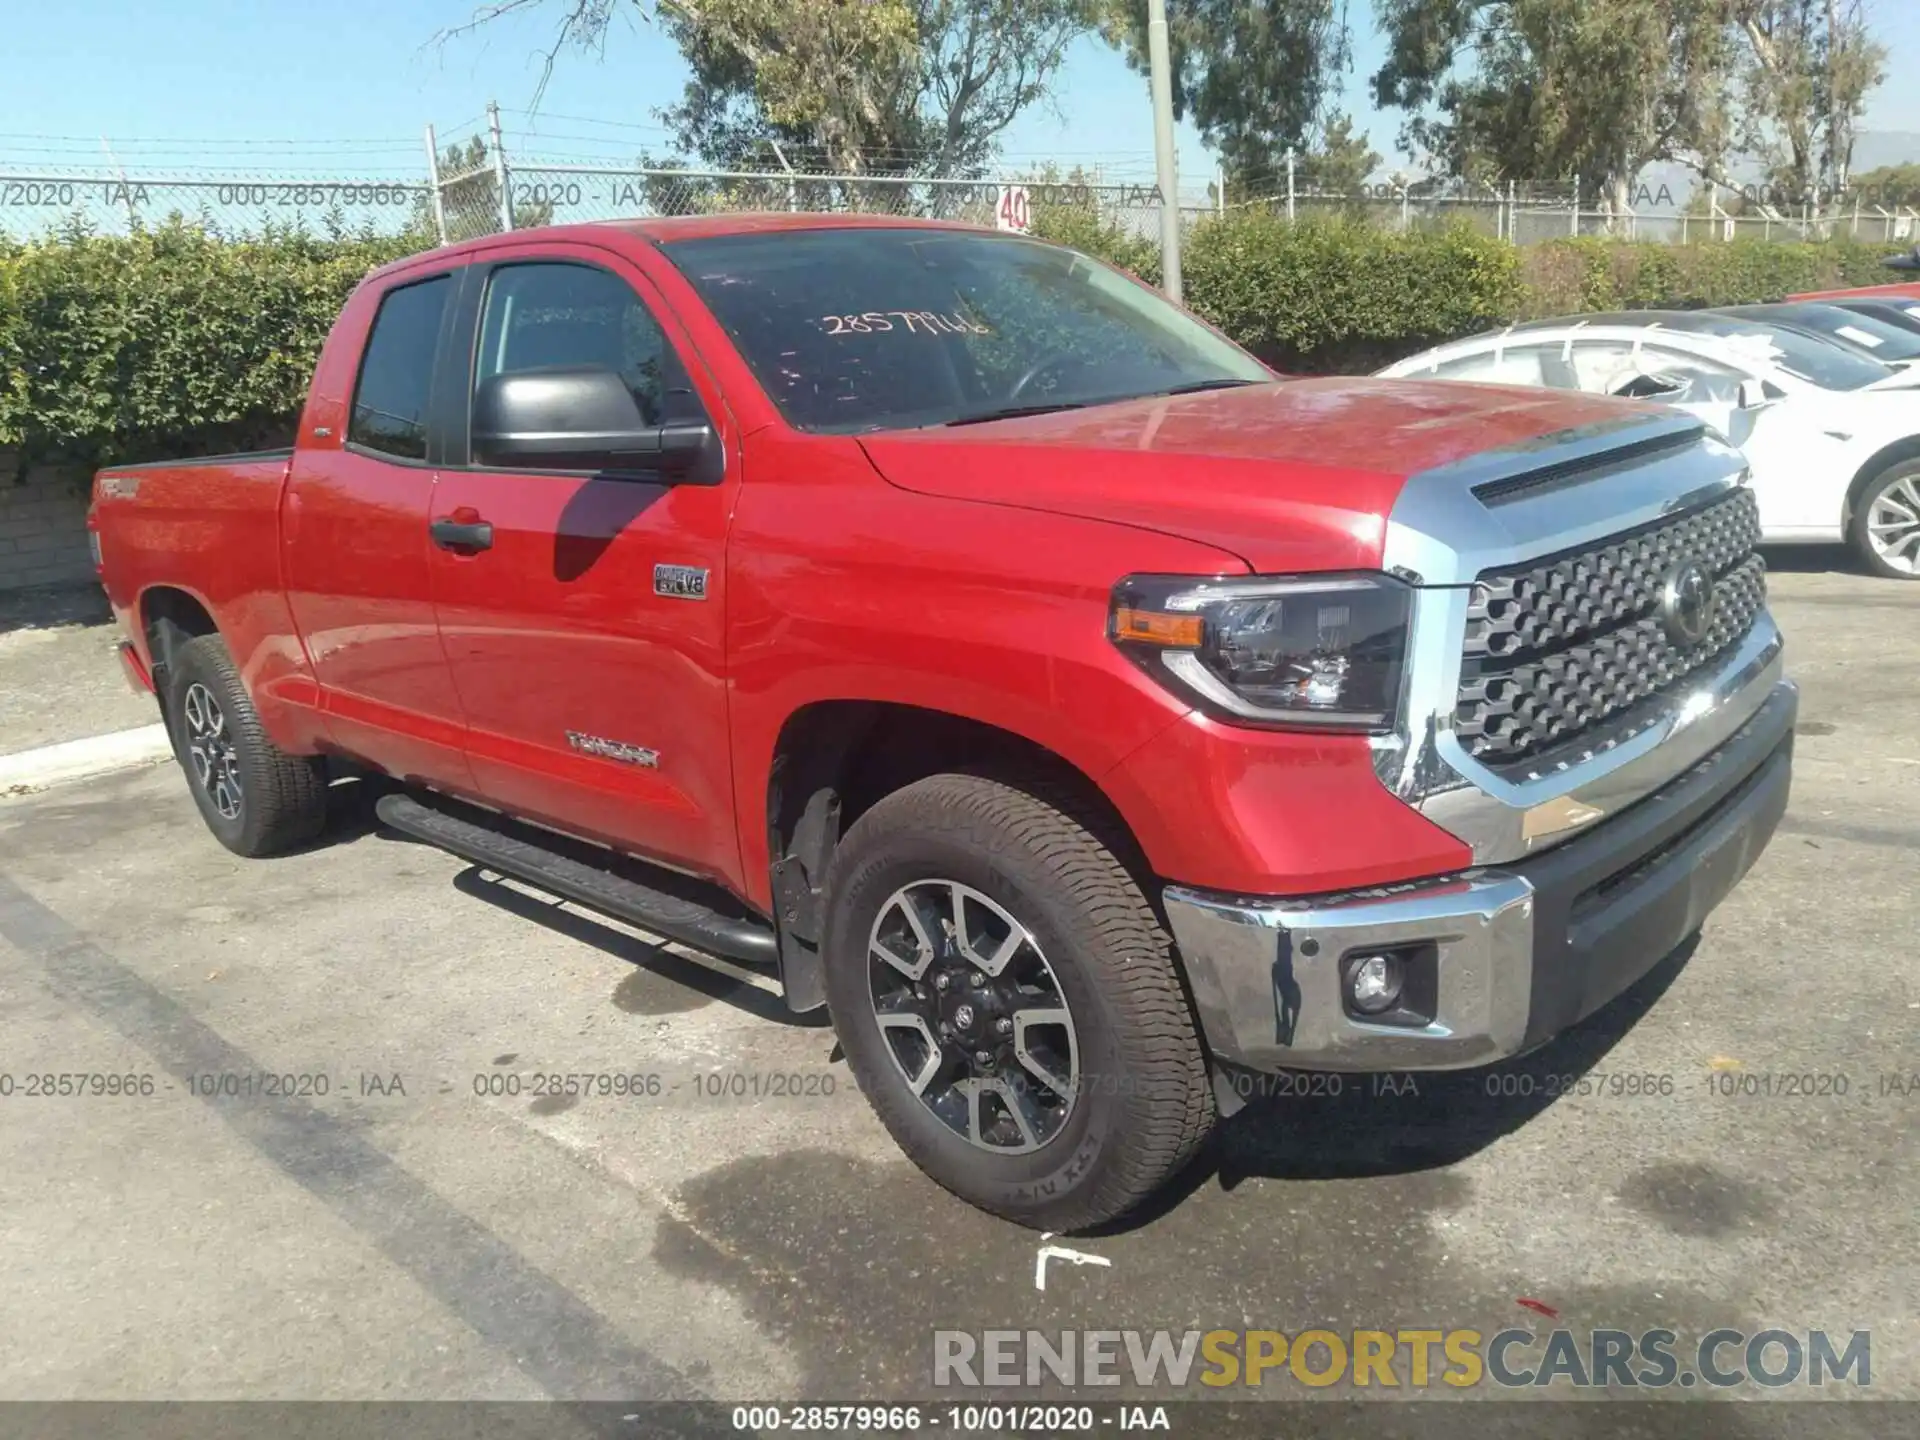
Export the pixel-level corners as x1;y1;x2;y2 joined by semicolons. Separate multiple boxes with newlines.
474;262;698;430
350;275;452;460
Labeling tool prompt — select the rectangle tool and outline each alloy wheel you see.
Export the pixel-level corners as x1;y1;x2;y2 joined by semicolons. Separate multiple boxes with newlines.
866;879;1079;1153
182;681;244;821
1867;474;1920;574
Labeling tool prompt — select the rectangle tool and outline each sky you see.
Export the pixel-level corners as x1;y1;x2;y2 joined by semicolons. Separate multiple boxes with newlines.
3;0;1919;191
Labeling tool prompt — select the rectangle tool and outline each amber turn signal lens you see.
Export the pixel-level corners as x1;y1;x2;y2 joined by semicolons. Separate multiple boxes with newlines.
1113;607;1205;647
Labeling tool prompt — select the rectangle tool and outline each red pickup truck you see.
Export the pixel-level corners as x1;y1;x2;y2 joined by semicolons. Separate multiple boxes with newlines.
90;214;1796;1229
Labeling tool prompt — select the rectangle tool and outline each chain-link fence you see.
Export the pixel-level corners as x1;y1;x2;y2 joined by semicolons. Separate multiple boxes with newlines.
3;107;1916;247
0;172;432;239
441;158;1192;238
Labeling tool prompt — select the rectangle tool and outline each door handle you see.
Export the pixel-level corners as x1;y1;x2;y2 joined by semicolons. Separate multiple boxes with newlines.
430;516;494;552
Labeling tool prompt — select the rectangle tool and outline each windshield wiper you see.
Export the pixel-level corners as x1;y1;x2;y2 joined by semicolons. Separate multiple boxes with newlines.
942;377;1262;427
942;401;1095;427
1152;378;1262;397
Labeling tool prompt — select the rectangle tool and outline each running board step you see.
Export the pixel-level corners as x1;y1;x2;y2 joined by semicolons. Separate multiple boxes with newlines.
375;792;778;966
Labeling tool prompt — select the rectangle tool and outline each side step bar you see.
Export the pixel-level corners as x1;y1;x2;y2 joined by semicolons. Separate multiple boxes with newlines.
375;792;778;967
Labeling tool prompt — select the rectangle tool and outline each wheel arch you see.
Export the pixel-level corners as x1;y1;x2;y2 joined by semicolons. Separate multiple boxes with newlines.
138;584;220;692
1843;435;1920;529
764;700;1153;1014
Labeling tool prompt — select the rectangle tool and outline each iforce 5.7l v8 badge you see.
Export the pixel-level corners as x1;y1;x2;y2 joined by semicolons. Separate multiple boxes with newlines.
654;564;710;600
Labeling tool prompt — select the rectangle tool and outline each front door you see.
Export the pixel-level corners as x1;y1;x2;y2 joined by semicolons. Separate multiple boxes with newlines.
425;247;743;886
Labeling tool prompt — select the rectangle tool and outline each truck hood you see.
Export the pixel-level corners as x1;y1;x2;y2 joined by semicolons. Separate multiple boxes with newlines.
857;378;1669;572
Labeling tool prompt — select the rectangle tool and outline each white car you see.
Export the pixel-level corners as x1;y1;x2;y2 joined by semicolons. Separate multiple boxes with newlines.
1378;311;1920;578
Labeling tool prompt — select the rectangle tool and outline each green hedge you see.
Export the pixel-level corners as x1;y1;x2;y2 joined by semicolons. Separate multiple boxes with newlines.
1035;209;1902;374
0;214;1910;472
0;221;420;471
1179;214;1523;373
1515;234;1899;319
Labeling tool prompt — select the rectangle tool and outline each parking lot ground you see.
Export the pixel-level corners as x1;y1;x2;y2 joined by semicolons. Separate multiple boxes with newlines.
0;555;1915;1436
0;585;158;757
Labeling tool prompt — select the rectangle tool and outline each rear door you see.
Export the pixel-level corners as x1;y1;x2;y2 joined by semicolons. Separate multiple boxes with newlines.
425;243;744;885
282;269;478;791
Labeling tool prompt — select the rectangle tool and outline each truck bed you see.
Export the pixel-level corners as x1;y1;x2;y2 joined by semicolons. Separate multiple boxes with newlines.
91;450;299;695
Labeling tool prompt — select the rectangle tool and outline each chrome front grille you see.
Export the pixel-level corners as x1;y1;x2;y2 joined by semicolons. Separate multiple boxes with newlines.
1455;488;1765;769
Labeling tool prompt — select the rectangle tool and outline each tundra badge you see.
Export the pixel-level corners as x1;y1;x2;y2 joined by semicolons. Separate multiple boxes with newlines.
654;564;710;600
565;731;660;769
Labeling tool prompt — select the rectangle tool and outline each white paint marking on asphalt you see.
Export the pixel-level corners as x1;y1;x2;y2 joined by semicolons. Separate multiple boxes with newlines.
1035;1232;1112;1291
0;723;170;796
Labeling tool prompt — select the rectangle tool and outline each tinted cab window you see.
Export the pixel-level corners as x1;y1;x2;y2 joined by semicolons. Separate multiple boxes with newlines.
474;262;701;428
350;276;452;460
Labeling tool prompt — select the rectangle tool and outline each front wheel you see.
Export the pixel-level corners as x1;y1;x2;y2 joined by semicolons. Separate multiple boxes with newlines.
1849;459;1920;580
822;773;1215;1231
164;633;330;856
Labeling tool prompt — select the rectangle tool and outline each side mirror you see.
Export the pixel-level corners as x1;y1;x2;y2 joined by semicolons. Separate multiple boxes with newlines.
472;367;718;482
1736;378;1771;410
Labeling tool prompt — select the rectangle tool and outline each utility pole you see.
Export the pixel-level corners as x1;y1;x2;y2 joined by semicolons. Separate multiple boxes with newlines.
1146;0;1182;302
1827;0;1842;207
488;100;514;232
423;124;448;245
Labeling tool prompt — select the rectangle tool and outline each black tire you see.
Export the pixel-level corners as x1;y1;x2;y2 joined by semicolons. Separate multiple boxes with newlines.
1847;458;1920;580
822;773;1214;1230
164;633;329;856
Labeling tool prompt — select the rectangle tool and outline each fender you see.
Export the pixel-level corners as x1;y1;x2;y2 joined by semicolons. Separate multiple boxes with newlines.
1845;434;1920;524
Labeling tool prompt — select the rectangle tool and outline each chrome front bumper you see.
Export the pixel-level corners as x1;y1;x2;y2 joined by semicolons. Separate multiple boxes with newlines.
1165;679;1797;1077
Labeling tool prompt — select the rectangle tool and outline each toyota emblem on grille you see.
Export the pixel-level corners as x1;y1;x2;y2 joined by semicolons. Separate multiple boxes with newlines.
1660;561;1717;647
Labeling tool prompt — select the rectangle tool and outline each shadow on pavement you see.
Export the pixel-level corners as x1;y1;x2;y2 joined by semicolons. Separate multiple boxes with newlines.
0;582;111;636
1101;935;1700;1234
1758;543;1858;576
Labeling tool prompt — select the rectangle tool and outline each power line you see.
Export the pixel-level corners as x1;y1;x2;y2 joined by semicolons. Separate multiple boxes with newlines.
0;132;420;149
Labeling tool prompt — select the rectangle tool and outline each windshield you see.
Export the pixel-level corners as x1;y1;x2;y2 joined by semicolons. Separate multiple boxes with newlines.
1721;305;1920;363
663;228;1271;432
1657;317;1896;391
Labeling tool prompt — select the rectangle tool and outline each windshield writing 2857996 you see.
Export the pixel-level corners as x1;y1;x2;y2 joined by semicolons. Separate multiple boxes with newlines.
818;311;992;337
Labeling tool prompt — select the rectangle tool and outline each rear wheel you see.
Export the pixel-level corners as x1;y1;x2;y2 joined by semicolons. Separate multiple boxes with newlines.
164;633;329;856
823;773;1214;1231
1850;459;1920;580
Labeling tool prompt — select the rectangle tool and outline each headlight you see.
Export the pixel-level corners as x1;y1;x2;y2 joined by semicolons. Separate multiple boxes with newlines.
1110;573;1411;729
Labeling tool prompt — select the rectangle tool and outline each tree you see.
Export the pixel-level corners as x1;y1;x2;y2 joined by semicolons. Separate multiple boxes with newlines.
1369;0;1888;222
1730;0;1886;206
1371;0;1740;217
1852;163;1920;209
1296;112;1382;193
1099;0;1352;194
442;0;1092;178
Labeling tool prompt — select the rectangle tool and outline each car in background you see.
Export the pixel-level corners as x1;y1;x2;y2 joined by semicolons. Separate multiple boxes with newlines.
1820;295;1920;336
1714;302;1920;365
1792;245;1920;302
1377;311;1920;579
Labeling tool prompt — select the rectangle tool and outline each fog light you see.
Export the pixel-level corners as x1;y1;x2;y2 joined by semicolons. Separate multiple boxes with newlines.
1347;953;1404;1015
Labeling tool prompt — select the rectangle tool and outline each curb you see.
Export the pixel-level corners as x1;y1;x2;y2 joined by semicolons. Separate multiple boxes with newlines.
0;724;173;797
